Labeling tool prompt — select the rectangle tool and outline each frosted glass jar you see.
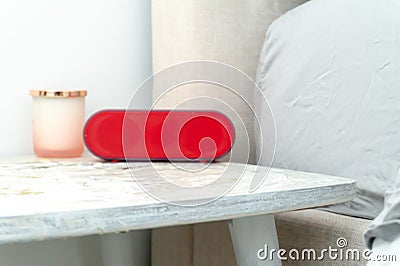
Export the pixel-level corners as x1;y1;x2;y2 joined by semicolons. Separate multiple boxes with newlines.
30;90;87;158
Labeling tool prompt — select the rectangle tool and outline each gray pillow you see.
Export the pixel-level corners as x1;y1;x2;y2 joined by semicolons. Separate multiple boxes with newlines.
364;170;400;248
255;0;400;219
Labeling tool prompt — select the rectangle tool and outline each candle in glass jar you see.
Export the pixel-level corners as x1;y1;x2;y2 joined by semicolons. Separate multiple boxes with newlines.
30;89;87;158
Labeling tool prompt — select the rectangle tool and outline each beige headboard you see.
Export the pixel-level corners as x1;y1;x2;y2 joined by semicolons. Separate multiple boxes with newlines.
151;0;308;162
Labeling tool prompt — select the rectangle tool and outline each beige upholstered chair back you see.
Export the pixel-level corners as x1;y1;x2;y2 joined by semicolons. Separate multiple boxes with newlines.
151;0;309;163
151;2;313;266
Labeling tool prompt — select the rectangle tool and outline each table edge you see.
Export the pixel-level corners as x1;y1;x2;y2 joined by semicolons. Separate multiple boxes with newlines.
0;181;356;245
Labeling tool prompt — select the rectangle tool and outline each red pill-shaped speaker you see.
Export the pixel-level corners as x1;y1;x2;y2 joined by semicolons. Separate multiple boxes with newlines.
84;110;235;161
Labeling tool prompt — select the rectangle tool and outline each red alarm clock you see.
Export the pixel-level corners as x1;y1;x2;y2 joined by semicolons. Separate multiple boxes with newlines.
84;110;234;161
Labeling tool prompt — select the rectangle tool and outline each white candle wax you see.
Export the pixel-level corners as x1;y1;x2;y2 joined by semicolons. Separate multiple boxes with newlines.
30;90;86;158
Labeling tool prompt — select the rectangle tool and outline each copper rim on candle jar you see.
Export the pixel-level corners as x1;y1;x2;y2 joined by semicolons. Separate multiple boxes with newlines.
30;89;87;158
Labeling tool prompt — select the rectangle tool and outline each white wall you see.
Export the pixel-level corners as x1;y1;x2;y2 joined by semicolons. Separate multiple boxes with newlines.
0;0;152;156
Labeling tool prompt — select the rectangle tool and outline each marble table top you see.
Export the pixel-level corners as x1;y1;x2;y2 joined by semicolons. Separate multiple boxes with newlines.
0;156;356;244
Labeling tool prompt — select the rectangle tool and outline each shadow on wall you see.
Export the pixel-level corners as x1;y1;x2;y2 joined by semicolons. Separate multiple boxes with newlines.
0;231;150;266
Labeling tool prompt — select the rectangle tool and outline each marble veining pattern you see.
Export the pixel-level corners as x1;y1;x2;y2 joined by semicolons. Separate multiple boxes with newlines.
0;156;356;244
